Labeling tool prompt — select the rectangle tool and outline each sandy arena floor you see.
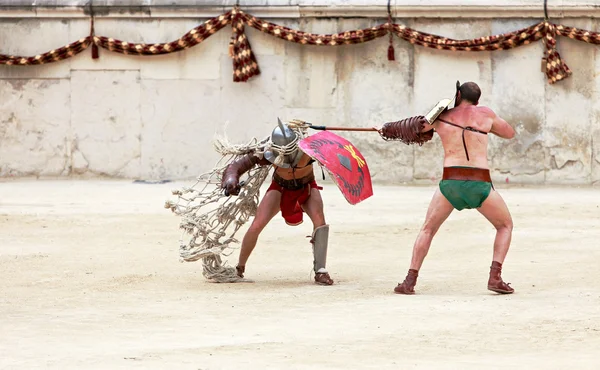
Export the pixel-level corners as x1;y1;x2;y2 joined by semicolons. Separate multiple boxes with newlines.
1;179;599;369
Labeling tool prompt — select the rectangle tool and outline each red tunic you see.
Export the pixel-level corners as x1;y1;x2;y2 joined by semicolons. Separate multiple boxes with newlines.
266;177;322;226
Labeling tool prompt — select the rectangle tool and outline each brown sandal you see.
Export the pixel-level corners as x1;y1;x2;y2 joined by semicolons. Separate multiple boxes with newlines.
315;272;334;286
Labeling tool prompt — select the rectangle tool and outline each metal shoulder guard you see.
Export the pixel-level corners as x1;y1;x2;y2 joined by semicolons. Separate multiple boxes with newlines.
424;98;453;124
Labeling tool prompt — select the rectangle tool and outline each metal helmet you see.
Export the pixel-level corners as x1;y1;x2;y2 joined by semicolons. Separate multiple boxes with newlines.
264;118;303;168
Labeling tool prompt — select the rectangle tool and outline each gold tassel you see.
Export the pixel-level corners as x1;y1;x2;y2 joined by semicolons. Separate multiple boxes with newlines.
228;38;234;58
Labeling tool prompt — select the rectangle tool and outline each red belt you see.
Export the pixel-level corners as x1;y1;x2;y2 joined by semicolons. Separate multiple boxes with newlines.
442;167;491;182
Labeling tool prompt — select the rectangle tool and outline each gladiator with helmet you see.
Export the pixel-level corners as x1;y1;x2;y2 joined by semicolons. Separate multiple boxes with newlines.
221;118;334;285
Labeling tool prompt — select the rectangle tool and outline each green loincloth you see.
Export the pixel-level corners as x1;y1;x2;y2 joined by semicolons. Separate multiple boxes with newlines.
439;167;492;211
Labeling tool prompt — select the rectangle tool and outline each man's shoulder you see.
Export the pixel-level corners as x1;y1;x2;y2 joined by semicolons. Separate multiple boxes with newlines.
474;105;496;116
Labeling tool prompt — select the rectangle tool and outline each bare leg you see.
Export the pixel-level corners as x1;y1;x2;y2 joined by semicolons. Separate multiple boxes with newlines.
237;190;281;272
477;190;513;264
477;189;514;294
409;188;455;270
302;188;333;285
301;188;326;229
394;188;454;294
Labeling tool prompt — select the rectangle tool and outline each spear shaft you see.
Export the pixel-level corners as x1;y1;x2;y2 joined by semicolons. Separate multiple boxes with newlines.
307;124;379;132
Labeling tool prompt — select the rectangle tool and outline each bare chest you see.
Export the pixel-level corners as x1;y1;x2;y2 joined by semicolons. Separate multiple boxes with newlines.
274;154;314;179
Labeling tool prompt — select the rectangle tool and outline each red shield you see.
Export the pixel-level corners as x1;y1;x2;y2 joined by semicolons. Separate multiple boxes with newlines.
299;131;373;205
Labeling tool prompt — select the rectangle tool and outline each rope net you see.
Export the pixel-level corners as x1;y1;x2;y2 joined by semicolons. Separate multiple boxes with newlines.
164;124;308;283
165;136;270;283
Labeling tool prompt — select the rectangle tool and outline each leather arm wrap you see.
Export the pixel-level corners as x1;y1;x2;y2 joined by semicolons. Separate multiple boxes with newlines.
221;153;270;194
379;115;434;146
226;154;257;176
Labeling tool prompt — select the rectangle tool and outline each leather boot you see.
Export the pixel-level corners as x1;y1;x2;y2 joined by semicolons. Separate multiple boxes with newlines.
487;261;514;294
394;269;418;295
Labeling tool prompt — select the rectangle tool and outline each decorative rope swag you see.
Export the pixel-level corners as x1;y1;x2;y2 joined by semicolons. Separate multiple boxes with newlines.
0;38;91;65
2;6;600;84
93;11;232;56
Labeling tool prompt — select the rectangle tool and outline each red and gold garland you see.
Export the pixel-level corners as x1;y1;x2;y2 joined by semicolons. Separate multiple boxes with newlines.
3;6;598;85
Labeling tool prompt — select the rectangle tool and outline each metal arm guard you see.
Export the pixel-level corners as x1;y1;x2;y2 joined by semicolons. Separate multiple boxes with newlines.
221;153;270;196
379;116;434;146
311;224;330;273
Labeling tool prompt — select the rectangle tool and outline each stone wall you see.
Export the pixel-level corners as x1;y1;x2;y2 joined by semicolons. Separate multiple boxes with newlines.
1;1;600;184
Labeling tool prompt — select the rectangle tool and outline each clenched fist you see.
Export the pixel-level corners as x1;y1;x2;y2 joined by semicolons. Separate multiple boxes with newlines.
222;175;241;196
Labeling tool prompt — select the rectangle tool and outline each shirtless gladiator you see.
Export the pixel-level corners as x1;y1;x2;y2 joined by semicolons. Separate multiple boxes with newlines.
381;82;516;295
221;119;334;285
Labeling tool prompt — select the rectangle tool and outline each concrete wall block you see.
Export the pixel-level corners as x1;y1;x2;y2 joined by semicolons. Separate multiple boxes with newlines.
491;170;545;185
140;79;223;180
489;137;546;179
297;0;379;5
0;20;71;79
336;18;413;117
138;19;225;80
70;71;141;177
0;79;71;176
489;20;547;182
284;19;339;108
139;50;221;80
412;19;494;112
281;108;335;123
544;19;594;184
284;43;338;108
220;54;286;144
191;0;291;5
